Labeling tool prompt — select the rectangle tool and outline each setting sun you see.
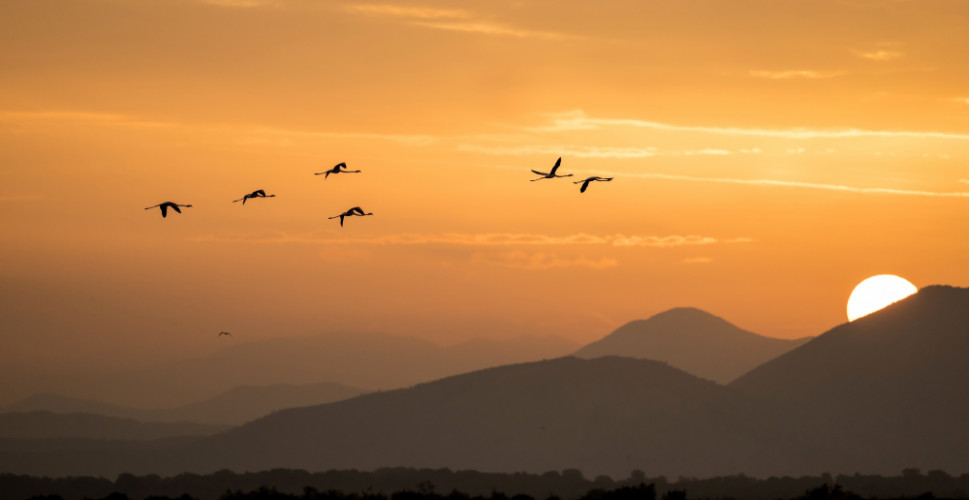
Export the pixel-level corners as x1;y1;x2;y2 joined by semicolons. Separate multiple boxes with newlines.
846;275;918;322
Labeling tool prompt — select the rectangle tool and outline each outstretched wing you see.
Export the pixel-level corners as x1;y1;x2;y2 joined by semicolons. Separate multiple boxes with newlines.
549;157;562;175
253;189;266;197
580;179;591;193
160;204;169;217
334;162;347;171
339;214;345;227
349;206;365;215
531;170;548;176
171;204;182;214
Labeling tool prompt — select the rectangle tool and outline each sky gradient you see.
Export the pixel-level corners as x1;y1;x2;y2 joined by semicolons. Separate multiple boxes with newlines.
2;0;969;393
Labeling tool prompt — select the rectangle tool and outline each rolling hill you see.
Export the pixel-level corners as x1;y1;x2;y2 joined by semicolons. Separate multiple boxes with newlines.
731;285;969;474
575;308;811;383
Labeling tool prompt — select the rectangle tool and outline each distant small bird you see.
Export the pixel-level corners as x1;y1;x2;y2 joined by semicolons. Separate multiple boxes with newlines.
530;157;573;181
315;162;361;179
144;201;193;218
574;176;613;193
329;206;373;227
218;331;232;337
233;189;275;205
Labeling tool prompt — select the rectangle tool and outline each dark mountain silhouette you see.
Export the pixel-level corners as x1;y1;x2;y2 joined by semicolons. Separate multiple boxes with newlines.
205;354;774;479
0;356;802;478
731;285;969;474
0;411;229;440
575;307;810;383
15;333;579;409
2;382;367;426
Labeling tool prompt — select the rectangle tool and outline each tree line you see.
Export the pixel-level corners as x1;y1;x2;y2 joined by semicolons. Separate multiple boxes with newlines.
2;467;968;500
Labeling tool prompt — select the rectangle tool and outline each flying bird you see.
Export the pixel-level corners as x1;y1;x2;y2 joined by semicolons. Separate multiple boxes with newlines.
574;176;614;193
530;157;573;181
233;189;276;205
315;162;361;179
329;206;373;227
218;331;232;337
144;201;192;218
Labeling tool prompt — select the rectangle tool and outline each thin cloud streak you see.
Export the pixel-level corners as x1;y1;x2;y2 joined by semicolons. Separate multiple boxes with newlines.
195;232;750;248
346;3;573;40
856;50;903;61
347;4;470;19
596;171;969;198
748;70;844;79
472;252;618;271
459;144;735;158
531;110;969;140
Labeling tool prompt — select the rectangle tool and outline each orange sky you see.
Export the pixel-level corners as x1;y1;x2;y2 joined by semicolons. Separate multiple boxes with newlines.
2;0;969;382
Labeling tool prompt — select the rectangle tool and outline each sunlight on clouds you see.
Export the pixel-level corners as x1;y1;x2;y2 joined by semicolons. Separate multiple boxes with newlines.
346;3;572;40
682;257;713;264
855;50;903;61
591;171;969;198
471;252;618;271
347;4;471;19
202;0;278;7
748;70;844;80
458;144;657;158
194;232;749;248
530;110;969;140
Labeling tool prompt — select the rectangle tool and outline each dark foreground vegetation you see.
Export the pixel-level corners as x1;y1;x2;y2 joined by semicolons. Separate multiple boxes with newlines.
3;468;968;500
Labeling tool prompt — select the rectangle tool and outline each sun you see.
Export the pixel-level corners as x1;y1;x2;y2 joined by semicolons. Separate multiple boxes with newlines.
846;274;918;322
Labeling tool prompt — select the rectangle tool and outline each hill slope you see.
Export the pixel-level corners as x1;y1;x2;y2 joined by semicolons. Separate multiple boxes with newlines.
730;285;969;473
176;356;798;479
575;308;810;383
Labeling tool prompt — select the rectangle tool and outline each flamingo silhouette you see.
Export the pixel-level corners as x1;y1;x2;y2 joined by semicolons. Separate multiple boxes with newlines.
531;157;573;181
233;189;275;205
218;331;232;337
329;206;373;227
574;176;613;193
145;202;192;218
315;162;361;179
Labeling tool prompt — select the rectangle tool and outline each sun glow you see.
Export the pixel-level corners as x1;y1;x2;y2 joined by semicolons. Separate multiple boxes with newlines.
846;275;918;321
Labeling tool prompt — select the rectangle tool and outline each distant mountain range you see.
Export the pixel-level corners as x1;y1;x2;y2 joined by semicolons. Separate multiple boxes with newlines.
10;333;580;409
2;287;968;478
575;307;811;384
1;382;367;426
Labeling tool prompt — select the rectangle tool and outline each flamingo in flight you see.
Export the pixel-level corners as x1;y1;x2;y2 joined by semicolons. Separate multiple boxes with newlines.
530;157;573;181
145;201;192;218
329;206;373;227
218;331;232;337
233;189;275;205
574;176;614;193
315;162;361;179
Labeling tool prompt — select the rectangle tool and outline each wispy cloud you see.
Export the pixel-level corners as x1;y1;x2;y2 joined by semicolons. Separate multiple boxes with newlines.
748;70;844;80
472;252;618;270
410;21;572;40
960;179;969;185
347;4;470;19
459;144;736;158
953;98;969;106
346;3;573;40
0;110;175;129
856;50;903;61
459;144;657;158
195;232;750;248
0;109;438;147
528;110;969;140
594;171;969;198
682;257;713;264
